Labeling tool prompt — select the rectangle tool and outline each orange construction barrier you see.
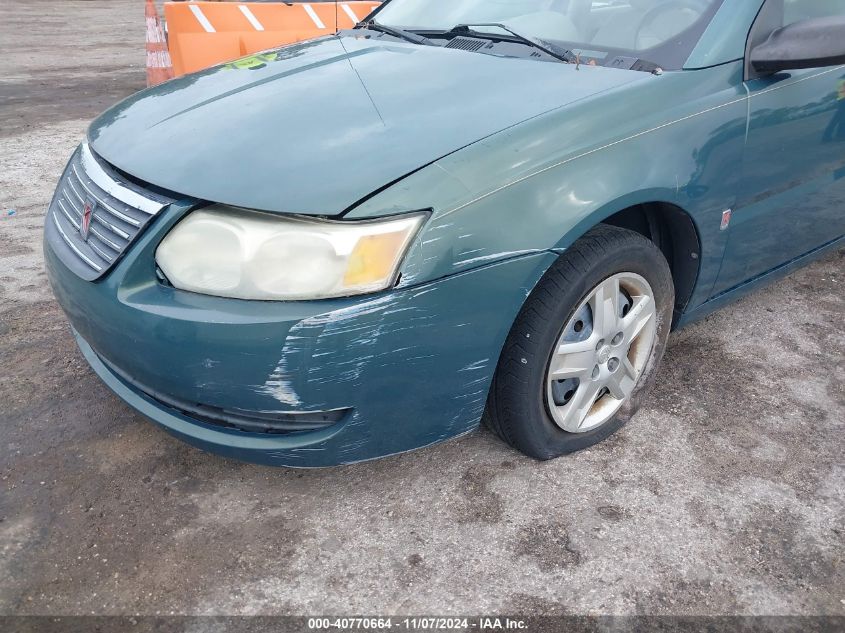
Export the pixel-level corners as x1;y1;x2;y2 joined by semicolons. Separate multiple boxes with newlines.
163;2;382;77
146;0;175;86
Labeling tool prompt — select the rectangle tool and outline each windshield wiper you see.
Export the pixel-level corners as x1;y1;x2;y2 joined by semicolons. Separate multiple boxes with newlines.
357;21;435;46
446;23;576;63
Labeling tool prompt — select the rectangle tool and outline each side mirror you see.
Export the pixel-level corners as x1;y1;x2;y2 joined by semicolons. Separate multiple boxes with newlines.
751;15;845;74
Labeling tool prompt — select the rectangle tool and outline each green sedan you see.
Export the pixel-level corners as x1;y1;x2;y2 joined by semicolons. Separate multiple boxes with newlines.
44;0;845;466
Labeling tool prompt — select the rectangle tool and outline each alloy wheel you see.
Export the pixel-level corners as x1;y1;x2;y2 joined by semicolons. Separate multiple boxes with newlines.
545;272;657;433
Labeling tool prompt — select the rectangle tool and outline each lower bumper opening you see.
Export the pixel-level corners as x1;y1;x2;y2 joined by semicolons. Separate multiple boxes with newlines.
97;353;351;435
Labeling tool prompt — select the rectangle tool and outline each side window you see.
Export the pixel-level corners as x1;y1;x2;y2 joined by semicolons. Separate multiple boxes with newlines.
783;0;845;26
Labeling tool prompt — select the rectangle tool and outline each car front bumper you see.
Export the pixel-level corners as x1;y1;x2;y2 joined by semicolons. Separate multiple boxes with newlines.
45;212;555;467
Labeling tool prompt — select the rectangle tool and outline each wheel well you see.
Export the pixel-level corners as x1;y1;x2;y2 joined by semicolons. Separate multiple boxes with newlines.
602;202;701;321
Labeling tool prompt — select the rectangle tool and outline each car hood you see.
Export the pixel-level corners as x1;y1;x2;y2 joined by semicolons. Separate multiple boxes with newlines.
89;35;643;215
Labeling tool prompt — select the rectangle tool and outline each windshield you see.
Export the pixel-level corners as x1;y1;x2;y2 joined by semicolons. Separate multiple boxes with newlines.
372;0;725;70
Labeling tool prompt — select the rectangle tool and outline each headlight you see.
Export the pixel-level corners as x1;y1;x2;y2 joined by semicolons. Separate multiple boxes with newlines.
155;205;427;301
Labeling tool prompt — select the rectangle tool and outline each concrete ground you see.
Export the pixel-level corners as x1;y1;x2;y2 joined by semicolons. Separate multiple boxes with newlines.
1;0;843;618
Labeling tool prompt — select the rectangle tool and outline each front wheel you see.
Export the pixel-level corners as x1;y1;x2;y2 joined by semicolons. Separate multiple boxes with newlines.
484;224;675;460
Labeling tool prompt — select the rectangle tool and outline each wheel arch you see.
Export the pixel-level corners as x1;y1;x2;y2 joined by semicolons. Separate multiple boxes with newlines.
550;195;702;327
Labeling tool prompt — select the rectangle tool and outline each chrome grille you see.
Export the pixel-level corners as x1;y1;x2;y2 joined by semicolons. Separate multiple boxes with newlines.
46;143;175;281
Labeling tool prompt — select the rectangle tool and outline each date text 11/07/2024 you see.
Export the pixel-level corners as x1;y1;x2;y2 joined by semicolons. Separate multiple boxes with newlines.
307;617;528;630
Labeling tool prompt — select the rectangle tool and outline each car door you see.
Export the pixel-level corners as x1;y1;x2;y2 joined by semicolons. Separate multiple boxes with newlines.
712;0;845;295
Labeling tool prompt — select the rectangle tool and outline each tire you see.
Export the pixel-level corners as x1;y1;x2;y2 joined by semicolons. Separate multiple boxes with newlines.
484;224;675;460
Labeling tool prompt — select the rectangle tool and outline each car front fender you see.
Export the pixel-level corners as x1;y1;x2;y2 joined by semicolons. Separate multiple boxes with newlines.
348;62;748;312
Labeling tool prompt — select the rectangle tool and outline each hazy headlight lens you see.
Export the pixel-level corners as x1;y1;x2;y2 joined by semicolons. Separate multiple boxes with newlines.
155;205;426;300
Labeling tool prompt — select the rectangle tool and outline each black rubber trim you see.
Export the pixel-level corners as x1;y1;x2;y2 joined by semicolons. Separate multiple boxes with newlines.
96;352;351;435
